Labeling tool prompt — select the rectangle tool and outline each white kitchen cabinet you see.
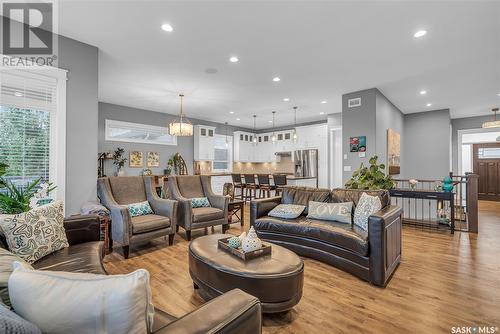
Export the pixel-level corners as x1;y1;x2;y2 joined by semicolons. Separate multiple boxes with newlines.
194;125;216;160
234;131;257;162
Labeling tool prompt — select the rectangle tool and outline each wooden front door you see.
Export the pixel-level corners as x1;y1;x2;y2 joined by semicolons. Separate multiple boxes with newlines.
473;143;500;201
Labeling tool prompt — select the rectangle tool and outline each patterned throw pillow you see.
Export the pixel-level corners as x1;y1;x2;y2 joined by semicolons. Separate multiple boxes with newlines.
268;204;306;219
307;201;353;224
127;201;154;217
353;193;382;231
191;197;211;208
0;248;34;307
0;201;69;264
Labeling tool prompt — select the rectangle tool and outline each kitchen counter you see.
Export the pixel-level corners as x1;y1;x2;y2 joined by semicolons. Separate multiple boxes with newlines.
286;176;317;180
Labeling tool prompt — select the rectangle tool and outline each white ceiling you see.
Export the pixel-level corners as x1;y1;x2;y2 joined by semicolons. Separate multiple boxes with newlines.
59;0;500;129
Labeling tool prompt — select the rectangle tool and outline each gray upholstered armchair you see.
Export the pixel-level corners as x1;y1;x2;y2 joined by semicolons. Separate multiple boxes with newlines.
165;175;229;240
97;176;177;258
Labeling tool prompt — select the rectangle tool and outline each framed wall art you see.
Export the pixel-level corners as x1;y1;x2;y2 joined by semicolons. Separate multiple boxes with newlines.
147;151;160;168
129;151;144;168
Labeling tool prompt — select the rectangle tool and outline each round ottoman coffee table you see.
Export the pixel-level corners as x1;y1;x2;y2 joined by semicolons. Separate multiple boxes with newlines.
188;234;304;313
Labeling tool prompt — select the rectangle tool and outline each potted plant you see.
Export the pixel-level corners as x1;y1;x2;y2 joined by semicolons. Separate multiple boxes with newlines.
0;163;56;214
165;158;174;176
344;155;395;190
112;148;127;176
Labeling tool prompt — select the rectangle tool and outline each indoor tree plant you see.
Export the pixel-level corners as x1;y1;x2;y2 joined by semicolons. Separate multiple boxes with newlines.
112;148;127;176
0;163;56;214
344;155;395;190
165;157;175;175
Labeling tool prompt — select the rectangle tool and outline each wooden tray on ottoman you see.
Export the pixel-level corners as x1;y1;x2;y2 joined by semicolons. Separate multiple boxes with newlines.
218;237;271;261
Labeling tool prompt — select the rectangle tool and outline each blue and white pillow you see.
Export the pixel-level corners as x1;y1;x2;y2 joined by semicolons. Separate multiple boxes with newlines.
354;193;382;231
127;201;154;217
268;204;306;219
191;197;211;208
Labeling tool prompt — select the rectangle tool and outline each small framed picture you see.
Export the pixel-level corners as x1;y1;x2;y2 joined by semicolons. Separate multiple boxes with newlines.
129;151;144;168
147;151;160;168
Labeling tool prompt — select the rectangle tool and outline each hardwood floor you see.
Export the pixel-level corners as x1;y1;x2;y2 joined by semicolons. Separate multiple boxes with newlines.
104;201;500;333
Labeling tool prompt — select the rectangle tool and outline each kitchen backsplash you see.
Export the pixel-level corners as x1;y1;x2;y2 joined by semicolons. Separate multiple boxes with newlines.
232;157;294;175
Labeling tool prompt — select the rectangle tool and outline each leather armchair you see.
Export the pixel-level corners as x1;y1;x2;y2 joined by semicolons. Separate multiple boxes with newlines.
165;175;229;240
152;289;262;334
97;176;177;258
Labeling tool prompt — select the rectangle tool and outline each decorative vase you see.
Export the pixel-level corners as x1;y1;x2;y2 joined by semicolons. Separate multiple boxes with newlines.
241;227;262;252
227;236;241;249
442;176;454;192
116;168;125;176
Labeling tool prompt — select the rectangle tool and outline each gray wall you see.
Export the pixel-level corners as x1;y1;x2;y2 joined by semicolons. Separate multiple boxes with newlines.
99;102;249;176
402;109;451;179
342;89;377;181
375;90;404;176
451;115;492;173
341;88;404;182
58;36;99;215
0;17;99;215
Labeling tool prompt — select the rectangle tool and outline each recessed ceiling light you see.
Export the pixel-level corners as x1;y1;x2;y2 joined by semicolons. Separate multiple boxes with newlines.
229;56;239;63
497;93;500;96
229;111;234;114
321;100;327;104
319;112;325;115
272;77;281;82
420;90;427;95
283;98;290;102
161;24;173;32
14;91;23;97
236;118;240;121
268;120;273;123
426;103;432;107
414;30;427;38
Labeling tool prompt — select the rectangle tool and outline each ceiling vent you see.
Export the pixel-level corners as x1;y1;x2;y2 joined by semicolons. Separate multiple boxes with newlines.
348;97;361;108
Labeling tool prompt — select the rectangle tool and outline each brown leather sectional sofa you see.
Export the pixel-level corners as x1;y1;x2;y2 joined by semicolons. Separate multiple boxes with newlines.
1;215;262;333
250;187;402;287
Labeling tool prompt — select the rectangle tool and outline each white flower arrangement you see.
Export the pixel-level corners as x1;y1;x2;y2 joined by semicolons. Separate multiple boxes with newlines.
409;179;418;189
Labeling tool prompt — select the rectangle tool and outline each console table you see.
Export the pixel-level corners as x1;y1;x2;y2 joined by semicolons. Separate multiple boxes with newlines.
389;189;455;234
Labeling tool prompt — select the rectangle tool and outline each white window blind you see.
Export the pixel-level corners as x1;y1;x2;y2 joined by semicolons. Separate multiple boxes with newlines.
212;135;232;172
0;71;57;188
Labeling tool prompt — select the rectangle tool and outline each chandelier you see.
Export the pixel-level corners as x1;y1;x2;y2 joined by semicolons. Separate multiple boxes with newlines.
482;108;500;128
292;106;298;143
169;94;193;136
271;111;277;143
252;115;258;145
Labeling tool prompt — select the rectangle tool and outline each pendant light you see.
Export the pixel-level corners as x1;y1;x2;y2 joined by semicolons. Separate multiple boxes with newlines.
252;115;258;145
482;108;500;128
224;122;229;148
271;111;277;143
169;94;193;136
292;106;298;143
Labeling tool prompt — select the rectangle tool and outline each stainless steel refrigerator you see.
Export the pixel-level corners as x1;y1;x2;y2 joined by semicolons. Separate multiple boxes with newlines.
293;149;318;179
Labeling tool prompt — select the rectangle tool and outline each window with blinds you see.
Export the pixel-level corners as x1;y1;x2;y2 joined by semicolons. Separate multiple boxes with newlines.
0;71;57;188
212;135;232;172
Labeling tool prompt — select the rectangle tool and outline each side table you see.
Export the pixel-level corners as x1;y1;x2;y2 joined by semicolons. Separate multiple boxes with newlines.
98;216;112;253
227;199;244;226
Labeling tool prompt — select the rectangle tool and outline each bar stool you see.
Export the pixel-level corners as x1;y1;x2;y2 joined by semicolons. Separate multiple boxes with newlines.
257;174;274;198
243;174;258;201
231;173;245;200
273;174;288;196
